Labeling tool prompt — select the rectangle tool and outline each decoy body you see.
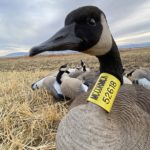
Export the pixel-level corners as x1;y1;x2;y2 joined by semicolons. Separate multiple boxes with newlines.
57;65;89;100
126;68;150;90
55;64;89;100
30;6;150;150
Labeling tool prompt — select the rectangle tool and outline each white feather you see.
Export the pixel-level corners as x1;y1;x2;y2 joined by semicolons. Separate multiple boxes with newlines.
68;68;76;73
53;81;62;94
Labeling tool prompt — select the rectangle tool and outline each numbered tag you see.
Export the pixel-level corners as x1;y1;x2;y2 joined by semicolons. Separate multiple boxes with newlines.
87;73;121;112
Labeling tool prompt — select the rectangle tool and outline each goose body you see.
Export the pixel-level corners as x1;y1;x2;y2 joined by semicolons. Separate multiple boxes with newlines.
30;6;150;150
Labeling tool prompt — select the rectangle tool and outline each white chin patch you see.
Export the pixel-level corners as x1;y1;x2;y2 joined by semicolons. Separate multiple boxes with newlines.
85;14;112;56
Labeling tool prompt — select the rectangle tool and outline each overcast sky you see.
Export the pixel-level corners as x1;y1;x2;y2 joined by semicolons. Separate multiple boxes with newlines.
0;0;150;56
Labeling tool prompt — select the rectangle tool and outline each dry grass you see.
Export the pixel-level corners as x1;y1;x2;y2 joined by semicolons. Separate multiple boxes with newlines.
0;48;150;150
0;71;68;150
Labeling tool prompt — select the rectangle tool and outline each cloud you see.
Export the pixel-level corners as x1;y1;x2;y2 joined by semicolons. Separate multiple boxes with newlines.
108;0;150;44
0;46;28;56
0;0;150;56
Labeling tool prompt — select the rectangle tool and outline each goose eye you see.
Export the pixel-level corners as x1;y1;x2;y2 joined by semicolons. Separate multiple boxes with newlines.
87;18;96;26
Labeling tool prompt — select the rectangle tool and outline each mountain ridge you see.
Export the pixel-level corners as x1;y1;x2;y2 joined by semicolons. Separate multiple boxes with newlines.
1;42;150;58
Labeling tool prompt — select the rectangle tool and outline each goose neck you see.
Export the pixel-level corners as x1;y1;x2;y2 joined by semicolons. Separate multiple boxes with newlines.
97;40;123;84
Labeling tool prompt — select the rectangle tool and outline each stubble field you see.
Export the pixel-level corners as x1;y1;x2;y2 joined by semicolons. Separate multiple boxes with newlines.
0;48;150;150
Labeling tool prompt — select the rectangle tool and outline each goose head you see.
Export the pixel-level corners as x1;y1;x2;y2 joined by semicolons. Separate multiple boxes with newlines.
30;6;123;84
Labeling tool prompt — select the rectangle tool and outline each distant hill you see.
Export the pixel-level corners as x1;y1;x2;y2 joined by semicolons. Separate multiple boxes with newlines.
118;42;150;49
3;52;29;58
1;42;150;58
1;50;77;58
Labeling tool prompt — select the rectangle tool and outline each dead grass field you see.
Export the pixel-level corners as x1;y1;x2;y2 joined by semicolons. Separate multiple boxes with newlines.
0;48;150;150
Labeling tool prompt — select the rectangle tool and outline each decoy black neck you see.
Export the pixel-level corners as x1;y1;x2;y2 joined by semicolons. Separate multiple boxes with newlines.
56;71;64;84
97;40;123;85
83;65;86;72
56;70;70;84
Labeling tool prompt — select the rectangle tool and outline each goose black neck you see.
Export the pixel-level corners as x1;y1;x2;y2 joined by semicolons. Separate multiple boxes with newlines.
56;71;64;84
97;40;123;85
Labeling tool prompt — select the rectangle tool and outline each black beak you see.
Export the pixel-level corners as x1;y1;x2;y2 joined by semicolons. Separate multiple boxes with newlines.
29;23;82;56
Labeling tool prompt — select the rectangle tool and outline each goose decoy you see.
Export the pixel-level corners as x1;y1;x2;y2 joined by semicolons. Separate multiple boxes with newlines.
52;63;89;100
126;68;150;90
30;6;150;150
31;60;85;91
69;60;90;78
31;76;55;91
76;66;132;87
31;60;88;91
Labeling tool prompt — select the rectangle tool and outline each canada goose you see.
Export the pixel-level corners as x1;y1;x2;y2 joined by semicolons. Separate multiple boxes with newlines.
30;6;150;150
126;68;150;90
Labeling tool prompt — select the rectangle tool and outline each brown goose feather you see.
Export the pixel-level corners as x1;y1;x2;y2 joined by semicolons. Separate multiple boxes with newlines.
56;84;150;150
